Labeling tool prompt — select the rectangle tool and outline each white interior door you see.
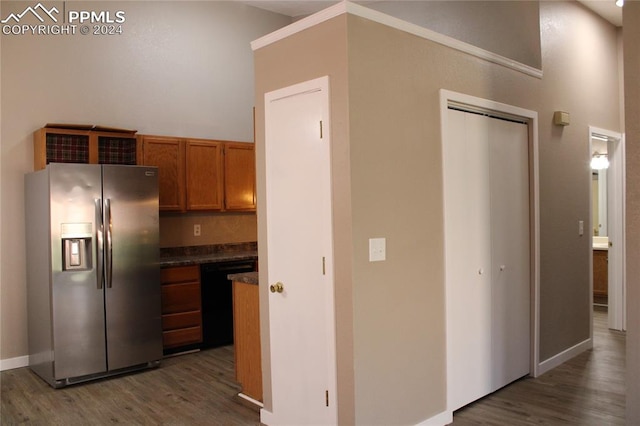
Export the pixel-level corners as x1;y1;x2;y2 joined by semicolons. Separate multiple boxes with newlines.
263;76;337;425
605;131;625;331
445;108;531;412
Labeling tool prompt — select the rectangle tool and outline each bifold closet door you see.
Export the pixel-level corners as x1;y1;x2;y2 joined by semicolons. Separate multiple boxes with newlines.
445;110;493;411
445;108;530;412
488;117;530;392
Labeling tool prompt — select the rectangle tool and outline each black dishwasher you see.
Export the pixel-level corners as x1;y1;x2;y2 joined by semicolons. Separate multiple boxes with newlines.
200;260;256;348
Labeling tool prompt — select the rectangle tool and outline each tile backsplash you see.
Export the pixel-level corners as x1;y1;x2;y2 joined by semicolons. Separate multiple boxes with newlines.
159;212;257;248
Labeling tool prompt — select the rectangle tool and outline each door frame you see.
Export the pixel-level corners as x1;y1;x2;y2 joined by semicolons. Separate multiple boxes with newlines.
588;126;625;331
439;89;541;380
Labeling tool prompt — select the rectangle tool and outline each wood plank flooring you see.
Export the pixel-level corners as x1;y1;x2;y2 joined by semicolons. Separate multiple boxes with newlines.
1;346;261;425
1;308;624;425
452;307;625;425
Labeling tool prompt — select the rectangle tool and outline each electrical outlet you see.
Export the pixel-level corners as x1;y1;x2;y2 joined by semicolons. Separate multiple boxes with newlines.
194;224;201;237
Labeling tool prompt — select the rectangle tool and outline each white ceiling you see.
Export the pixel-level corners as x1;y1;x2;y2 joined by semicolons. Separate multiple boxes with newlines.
578;0;622;27
241;0;338;18
241;0;623;27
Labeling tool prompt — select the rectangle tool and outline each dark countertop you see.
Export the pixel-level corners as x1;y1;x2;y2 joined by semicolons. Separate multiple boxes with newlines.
159;242;258;268
160;251;257;267
227;271;258;285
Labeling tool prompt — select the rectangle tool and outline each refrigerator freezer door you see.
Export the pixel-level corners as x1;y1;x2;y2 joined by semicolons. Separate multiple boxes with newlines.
49;163;107;379
102;165;162;370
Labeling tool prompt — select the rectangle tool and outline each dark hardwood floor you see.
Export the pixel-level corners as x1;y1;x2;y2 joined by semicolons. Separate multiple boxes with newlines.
452;307;625;425
1;308;624;425
1;346;262;425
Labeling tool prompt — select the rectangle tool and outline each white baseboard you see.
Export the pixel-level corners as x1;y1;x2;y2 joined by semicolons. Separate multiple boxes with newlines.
415;409;453;425
0;355;29;371
260;408;276;425
537;337;592;376
261;407;452;426
238;392;263;407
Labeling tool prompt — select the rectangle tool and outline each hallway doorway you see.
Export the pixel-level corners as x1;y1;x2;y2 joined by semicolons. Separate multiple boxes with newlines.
589;126;625;331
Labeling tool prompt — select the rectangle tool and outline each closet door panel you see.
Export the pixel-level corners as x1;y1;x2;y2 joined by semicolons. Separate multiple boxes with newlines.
444;110;492;411
489;118;531;391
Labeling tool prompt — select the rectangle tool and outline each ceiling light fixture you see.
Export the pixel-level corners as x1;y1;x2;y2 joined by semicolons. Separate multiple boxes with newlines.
616;0;624;8
591;152;610;170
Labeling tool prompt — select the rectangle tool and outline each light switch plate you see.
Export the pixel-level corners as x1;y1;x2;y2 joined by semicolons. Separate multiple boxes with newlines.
578;220;584;236
369;238;386;262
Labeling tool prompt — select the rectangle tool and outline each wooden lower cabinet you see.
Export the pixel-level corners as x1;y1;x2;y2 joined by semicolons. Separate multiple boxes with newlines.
161;265;202;350
232;280;262;401
593;249;608;304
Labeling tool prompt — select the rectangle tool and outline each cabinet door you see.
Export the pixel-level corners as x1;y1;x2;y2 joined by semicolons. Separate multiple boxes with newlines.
186;139;223;210
593;250;608;297
225;142;256;211
33;128;93;170
97;134;138;165
141;136;185;211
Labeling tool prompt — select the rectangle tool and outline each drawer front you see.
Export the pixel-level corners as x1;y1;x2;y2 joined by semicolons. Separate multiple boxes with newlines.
163;326;202;348
161;282;201;314
162;311;202;331
161;265;200;284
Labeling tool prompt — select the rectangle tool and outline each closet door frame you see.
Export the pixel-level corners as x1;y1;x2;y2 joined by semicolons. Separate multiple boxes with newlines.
439;89;541;383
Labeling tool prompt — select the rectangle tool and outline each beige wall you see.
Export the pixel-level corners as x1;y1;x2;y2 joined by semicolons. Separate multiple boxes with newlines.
363;0;542;69
624;2;640;424
254;2;620;424
538;1;620;359
0;1;290;362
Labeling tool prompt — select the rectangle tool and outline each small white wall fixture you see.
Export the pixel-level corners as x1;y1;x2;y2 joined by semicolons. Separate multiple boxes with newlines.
440;89;541;414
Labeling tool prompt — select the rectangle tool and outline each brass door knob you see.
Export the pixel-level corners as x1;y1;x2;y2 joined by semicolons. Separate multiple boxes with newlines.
270;282;284;293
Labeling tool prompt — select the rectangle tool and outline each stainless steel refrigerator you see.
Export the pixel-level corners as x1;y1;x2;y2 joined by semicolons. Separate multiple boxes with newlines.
25;163;162;387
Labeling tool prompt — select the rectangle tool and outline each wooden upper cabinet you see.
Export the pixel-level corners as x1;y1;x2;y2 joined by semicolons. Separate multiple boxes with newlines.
224;142;256;211
140;135;185;211
33;125;138;171
139;134;255;213
186;139;224;210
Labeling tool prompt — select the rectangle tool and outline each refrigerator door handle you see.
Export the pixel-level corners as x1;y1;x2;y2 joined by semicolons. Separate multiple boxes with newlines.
105;198;113;288
95;199;104;290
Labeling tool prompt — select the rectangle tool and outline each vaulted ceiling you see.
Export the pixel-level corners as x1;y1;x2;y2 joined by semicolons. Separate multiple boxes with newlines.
241;0;623;27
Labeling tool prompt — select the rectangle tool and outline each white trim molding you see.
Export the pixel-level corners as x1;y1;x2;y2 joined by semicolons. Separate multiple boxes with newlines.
414;410;453;426
0;355;29;371
537;337;593;376
251;1;543;79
